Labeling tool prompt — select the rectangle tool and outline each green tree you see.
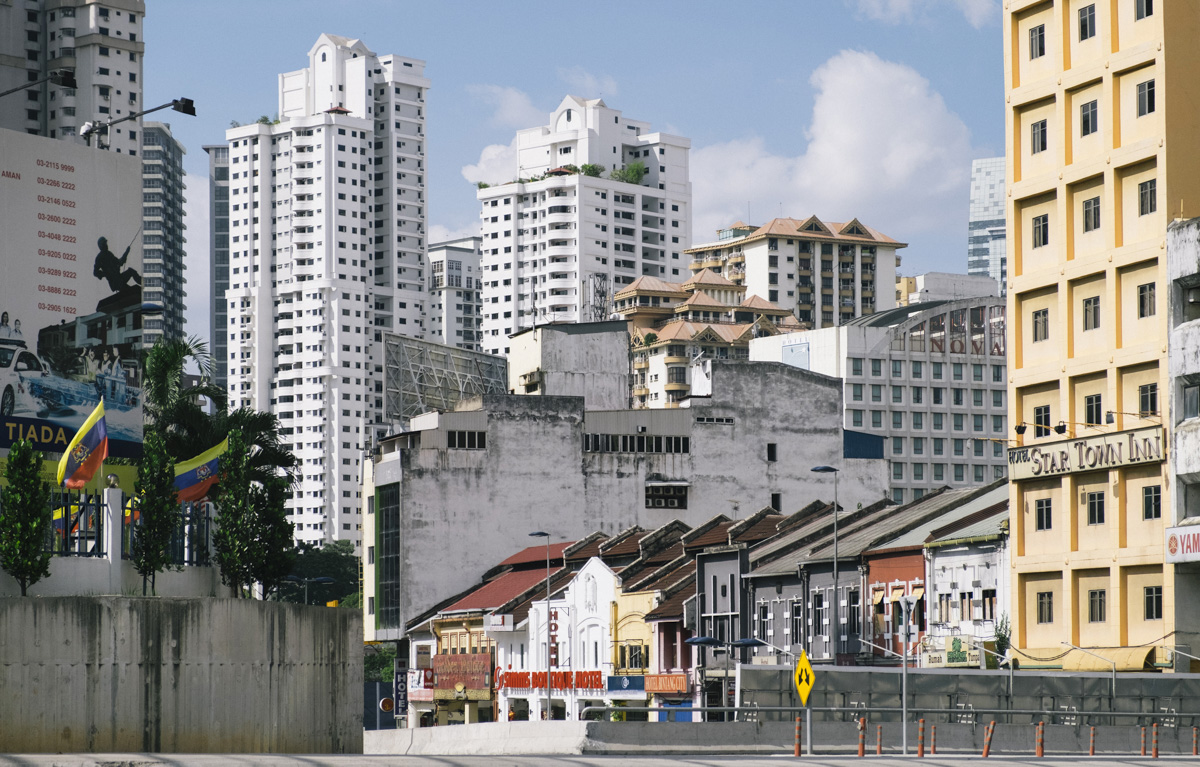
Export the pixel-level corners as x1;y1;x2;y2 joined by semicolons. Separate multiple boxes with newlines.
364;642;396;683
609;161;647;185
0;439;53;596
275;539;360;606
211;429;296;597
580;163;604;177
131;430;179;595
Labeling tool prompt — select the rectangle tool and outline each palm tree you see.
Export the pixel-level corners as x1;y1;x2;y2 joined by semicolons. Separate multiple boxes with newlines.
142;336;296;485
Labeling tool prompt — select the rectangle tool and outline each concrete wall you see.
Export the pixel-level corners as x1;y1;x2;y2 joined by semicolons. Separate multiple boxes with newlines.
365;717;1200;756
507;322;631;411
0;489;230;598
0;597;362;753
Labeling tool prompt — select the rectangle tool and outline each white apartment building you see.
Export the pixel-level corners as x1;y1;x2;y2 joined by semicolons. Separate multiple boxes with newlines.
750;296;1009;505
684;217;901;329
477;96;692;356
0;0;144;155
224;34;430;549
427;236;482;351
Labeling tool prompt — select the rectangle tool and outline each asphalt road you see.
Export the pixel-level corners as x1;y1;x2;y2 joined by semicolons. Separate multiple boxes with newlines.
0;756;1194;766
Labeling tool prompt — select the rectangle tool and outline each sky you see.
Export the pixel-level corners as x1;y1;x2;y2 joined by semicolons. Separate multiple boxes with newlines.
143;0;1006;340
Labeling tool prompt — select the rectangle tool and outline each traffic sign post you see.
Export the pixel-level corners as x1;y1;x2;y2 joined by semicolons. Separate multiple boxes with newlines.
795;650;816;756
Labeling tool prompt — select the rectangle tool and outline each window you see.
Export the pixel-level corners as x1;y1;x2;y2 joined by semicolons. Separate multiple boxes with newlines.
1140;383;1158;416
892;386;903;404
1087;491;1105;525
1030;120;1047;154
1078;4;1096;40
871;359;882;376
1083;197;1100;232
1037;591;1053;624
1032;308;1049;342
1137;80;1156;117
1033;214;1049;248
767;443;777;462
1137;283;1156;318
1029;24;1045;59
1088;589;1106;623
1083;296;1100;331
1136;0;1152;20
1035;405;1051;437
1085;394;1103;425
872;411;882;428
912;361;923;378
790;600;804;643
851;358;863;376
1139;179;1157;216
892;360;903;378
1145;586;1162;620
812;592;826;635
1080;100;1099;137
1036;498;1052;531
1144;485;1162;520
932;363;943;380
851;384;863;401
848;591;860;635
893;463;904;481
447;431;487;449
871;385;882;402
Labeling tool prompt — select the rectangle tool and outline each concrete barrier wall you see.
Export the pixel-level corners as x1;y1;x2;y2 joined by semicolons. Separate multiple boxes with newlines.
365;718;1200;756
0;597;362;753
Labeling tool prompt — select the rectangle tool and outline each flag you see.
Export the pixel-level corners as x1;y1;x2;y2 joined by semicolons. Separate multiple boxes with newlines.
173;437;229;502
56;400;108;488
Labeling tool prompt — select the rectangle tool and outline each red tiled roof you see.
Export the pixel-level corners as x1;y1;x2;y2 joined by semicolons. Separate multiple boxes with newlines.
498;541;573;567
442;567;562;613
600;531;650;558
685;520;734;549
645;583;696;621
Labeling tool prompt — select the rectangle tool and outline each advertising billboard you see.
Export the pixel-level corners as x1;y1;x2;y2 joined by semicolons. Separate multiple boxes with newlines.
0;129;143;460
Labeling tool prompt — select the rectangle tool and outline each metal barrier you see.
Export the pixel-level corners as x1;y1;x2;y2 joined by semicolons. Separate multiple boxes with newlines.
46;489;104;557
122;499;212;566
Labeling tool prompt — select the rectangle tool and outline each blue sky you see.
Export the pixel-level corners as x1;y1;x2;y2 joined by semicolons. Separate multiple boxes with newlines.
144;0;1004;337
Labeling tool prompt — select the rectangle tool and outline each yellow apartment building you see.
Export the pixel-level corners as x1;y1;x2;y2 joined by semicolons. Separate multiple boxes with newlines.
1004;0;1200;666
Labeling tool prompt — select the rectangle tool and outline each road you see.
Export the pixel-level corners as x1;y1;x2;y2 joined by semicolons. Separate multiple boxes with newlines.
0;756;1193;766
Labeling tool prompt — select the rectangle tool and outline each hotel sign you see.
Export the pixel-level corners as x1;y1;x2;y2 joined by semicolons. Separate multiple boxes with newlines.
1007;427;1164;481
1166;526;1200;564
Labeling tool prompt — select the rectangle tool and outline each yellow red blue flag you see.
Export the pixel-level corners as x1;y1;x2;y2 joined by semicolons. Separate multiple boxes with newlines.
173;437;229;502
56;400;108;489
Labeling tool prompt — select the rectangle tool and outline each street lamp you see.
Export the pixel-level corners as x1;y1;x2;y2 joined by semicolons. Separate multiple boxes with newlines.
80;97;196;148
530;531;552;721
284;574;334;605
811;465;840;657
0;69;77;101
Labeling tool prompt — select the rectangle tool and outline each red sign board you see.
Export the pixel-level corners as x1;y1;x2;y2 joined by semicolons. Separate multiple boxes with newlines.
496;667;605;691
432;653;491;691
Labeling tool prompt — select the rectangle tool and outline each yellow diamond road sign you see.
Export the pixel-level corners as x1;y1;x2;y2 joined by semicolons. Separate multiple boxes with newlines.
794;649;815;706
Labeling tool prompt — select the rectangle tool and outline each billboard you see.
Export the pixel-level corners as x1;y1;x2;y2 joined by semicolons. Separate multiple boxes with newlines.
0;129;143;461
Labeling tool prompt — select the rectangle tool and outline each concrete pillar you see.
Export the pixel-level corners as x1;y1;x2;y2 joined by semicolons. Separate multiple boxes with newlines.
464;701;478;723
102;487;123;594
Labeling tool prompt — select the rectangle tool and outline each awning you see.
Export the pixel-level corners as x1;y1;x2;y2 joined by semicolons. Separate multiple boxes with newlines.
890;586;906;601
1015;647;1155;672
872;590;885;605
910;587;925;601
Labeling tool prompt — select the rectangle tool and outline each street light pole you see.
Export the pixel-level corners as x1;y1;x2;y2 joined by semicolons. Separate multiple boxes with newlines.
284;574;334;605
530;531;552;721
811;466;840;658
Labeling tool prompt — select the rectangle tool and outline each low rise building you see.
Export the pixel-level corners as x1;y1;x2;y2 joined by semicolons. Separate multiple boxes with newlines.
896;272;999;306
363;360;889;642
427;237;483;351
615;273;797;408
506;320;630;410
751;297;1009;504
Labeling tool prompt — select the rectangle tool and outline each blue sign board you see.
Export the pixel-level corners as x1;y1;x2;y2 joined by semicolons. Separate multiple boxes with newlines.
606;675;646;693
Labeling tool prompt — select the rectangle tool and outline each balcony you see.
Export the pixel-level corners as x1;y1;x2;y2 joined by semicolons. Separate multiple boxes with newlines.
664;382;690;392
633;358;648;370
633;386;649;397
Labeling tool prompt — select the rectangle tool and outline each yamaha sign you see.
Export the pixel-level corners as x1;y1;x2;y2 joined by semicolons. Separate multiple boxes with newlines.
1166;525;1200;564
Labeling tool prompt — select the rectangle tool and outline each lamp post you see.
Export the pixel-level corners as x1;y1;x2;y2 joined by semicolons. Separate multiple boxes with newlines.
811;465;840;657
80;97;196;148
0;69;76;100
284;574;334;605
530;531;552;721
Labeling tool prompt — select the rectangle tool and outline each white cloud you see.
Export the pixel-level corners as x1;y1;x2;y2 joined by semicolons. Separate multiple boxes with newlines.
848;0;996;27
690;50;974;252
461;137;520;185
182;172;211;344
429;222;481;244
950;0;998;28
465;85;545;129
558;66;618;99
